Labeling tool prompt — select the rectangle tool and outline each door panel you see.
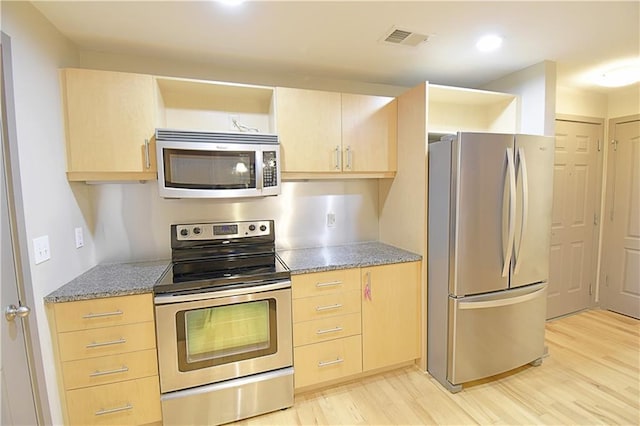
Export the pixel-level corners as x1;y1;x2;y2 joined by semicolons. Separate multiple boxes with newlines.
0;35;39;426
453;132;513;296
602;119;640;319
511;135;555;288
547;120;600;319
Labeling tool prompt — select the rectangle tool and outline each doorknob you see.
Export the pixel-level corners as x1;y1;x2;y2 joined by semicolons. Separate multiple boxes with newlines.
5;304;30;322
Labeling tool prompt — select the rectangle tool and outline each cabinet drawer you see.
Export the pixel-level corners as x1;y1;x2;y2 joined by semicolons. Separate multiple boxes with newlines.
292;289;361;323
293;335;362;389
54;294;154;332
58;322;156;362
62;349;158;390
66;376;161;426
292;269;360;299
293;312;361;347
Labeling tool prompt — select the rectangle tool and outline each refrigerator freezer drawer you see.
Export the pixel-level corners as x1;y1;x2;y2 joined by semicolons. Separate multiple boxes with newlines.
448;284;546;385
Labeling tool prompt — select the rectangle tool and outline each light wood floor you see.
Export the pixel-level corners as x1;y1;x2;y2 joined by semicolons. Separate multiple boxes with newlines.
233;309;639;425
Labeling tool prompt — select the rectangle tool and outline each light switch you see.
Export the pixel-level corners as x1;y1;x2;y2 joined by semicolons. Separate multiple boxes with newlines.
75;227;84;248
33;235;50;264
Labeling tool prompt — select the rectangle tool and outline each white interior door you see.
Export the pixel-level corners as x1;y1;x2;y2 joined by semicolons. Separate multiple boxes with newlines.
547;119;602;319
601;118;640;319
1;35;39;426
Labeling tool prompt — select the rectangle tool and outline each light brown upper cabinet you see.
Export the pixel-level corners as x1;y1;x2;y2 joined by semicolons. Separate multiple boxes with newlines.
276;87;397;178
61;68;157;181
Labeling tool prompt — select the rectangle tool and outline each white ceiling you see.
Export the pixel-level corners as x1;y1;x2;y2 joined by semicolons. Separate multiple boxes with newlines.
31;1;640;93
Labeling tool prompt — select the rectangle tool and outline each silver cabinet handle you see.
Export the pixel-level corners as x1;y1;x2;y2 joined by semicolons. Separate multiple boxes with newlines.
318;358;344;367
86;338;126;349
316;326;343;335
95;403;133;416
345;145;352;170
89;366;129;377
316;280;342;288
315;303;342;312
144;138;151;169
82;310;123;319
334;145;341;170
5;304;30;322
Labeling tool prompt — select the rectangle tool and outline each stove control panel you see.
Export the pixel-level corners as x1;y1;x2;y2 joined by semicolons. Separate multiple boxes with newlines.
175;220;272;241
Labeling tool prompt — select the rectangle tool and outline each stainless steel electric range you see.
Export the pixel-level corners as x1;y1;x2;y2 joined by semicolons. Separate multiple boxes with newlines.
154;220;293;425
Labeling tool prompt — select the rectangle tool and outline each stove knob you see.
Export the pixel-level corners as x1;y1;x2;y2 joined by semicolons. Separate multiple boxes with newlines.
260;225;267;232
180;228;189;237
193;227;202;235
249;224;256;231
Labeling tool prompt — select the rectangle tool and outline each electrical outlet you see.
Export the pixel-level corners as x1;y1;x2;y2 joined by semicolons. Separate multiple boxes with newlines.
75;227;84;248
327;212;336;228
33;235;51;264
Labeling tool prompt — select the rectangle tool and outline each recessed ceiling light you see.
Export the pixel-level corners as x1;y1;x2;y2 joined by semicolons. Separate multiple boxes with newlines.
596;61;640;87
476;34;503;52
216;0;245;6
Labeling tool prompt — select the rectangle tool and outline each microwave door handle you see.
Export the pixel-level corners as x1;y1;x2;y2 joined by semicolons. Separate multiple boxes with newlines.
256;151;264;190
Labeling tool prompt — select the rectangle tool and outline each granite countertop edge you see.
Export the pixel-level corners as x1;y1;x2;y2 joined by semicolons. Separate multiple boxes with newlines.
44;242;422;303
43;260;170;304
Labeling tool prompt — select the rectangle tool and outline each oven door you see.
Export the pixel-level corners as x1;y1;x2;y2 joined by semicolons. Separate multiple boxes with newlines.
155;282;292;393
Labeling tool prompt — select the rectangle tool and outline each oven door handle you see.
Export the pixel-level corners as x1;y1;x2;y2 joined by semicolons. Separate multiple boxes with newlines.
154;279;292;304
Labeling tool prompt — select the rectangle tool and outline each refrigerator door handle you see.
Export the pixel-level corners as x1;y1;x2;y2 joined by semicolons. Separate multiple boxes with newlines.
514;147;529;274
458;287;546;310
502;147;516;278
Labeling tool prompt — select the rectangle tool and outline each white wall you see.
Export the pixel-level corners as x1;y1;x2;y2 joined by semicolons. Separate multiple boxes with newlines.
482;60;557;136
608;84;640;118
2;2;94;424
556;86;608;118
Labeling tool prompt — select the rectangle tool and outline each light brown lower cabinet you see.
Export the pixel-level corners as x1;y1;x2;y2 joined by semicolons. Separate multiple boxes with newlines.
47;293;162;425
291;261;421;390
361;261;421;371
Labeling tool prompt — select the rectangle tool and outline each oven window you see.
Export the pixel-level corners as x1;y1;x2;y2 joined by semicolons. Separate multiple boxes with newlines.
176;299;277;371
164;149;256;190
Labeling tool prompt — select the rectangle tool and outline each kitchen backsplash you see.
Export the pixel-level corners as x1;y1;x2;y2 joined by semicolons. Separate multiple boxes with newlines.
90;180;380;263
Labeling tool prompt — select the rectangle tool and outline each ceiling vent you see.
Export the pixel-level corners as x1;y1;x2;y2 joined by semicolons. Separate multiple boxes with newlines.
381;27;430;47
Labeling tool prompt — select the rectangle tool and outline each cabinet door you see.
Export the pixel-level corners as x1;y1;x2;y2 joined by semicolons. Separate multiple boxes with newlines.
61;68;157;181
342;94;397;173
361;261;420;371
275;87;341;172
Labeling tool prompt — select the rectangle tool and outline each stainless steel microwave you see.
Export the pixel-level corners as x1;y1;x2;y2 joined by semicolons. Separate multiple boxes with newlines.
155;129;281;198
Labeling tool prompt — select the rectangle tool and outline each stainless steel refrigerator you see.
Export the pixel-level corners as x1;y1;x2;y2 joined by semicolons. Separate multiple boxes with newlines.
427;132;554;393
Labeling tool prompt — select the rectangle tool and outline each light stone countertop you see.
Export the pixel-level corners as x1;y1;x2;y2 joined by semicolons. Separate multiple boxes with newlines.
278;241;421;275
43;260;169;303
44;242;421;303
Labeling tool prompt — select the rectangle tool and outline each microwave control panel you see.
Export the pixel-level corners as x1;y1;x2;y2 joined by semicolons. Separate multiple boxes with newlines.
263;151;278;188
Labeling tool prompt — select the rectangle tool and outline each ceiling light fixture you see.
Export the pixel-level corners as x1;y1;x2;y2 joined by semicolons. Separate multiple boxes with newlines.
476;34;503;52
595;61;640;87
216;0;245;6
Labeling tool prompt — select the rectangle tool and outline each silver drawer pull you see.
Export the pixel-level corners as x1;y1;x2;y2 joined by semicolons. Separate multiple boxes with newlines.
86;338;126;349
315;303;342;312
318;358;344;367
95;403;133;416
316;280;342;288
82;310;123;319
89;366;129;377
316;326;343;335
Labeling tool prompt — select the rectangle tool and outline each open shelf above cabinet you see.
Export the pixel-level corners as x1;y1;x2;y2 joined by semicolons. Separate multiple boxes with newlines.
155;77;276;134
427;84;517;134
